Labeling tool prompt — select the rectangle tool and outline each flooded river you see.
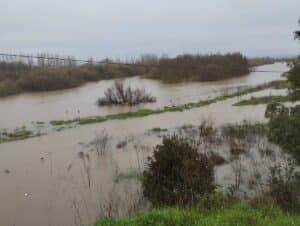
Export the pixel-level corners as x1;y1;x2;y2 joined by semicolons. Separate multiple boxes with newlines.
0;63;288;129
0;63;290;226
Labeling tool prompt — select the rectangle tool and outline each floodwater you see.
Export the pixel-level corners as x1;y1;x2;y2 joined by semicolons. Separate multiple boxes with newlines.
0;63;288;129
0;63;291;226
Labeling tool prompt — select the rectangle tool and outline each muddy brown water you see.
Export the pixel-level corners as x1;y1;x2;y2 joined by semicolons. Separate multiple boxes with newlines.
0;63;291;226
0;63;288;130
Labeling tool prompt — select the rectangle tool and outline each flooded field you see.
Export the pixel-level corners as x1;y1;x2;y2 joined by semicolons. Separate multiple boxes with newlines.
0;63;288;129
0;63;292;226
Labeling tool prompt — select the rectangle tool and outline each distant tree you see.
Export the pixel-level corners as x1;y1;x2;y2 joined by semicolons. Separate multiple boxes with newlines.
288;20;300;97
295;19;300;40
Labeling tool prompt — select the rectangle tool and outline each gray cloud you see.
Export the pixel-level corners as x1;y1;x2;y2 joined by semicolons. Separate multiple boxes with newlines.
0;0;299;59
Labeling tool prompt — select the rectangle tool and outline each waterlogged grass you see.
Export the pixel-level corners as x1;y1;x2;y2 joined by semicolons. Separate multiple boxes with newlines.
50;98;227;126
114;171;143;184
0;80;286;144
50;80;283;127
94;204;300;226
234;95;300;106
0;128;36;143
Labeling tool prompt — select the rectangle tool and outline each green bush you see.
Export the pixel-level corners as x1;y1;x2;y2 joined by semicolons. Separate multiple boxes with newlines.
288;63;300;99
267;104;300;162
268;162;300;213
142;134;215;207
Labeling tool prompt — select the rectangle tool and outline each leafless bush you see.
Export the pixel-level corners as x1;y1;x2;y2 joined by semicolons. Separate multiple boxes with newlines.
229;156;243;196
92;130;110;156
97;187;147;219
97;81;156;106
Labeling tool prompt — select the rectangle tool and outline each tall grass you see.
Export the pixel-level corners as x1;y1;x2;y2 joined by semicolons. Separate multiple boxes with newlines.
94;204;300;226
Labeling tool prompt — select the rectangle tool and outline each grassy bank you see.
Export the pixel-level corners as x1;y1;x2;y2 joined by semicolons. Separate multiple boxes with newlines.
0;63;150;97
94;204;300;226
0;53;251;97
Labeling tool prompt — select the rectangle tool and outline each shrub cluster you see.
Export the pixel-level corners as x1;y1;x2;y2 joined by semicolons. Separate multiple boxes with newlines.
97;82;156;106
151;53;249;83
142;135;215;207
266;103;300;162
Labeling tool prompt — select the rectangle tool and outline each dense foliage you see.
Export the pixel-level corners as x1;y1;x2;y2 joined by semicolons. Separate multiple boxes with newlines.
266;103;300;163
288;62;300;98
151;53;249;83
142;135;215;207
268;162;300;213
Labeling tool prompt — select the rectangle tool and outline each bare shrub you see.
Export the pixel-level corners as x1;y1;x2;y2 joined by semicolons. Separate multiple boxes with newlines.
97;81;156;106
231;156;243;194
92;130;110;156
78;152;92;189
97;187;147;219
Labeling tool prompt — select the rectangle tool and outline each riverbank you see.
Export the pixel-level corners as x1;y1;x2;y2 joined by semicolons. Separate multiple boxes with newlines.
94;204;300;226
0;63;150;97
0;53;251;98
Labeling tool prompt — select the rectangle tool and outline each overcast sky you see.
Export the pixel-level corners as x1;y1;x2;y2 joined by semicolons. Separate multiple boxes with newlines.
0;0;299;59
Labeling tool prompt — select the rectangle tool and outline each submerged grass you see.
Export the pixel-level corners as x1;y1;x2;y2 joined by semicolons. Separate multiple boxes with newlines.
50;80;285;127
94;204;300;226
114;171;143;184
234;95;300;106
0;128;37;143
0;80;287;145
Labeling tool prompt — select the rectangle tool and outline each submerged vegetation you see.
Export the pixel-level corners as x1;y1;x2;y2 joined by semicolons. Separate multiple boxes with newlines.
233;95;299;106
0;127;37;143
98;82;156;106
50;80;287;127
95;119;300;226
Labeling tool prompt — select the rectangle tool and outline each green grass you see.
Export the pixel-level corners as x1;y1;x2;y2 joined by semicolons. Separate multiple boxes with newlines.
94;204;300;226
234;95;300;106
